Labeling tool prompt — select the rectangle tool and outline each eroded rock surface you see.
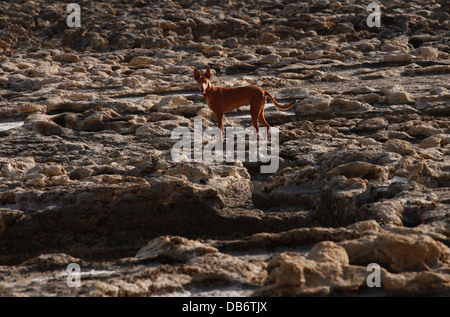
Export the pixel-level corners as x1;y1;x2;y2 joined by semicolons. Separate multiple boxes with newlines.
0;0;449;296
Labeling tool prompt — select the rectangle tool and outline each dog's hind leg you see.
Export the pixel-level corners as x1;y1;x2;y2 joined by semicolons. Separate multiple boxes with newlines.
255;97;270;138
258;108;270;137
250;103;260;134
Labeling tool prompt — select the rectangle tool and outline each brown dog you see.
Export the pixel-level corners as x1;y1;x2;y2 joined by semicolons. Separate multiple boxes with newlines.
194;67;297;137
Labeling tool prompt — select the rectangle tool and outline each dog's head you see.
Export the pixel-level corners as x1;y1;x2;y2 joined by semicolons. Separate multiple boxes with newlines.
194;67;211;96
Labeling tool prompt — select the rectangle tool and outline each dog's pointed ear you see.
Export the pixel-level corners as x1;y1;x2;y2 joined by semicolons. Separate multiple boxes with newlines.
194;67;200;81
205;67;211;79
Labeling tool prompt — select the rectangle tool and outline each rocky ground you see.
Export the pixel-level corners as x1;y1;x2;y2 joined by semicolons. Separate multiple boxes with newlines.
0;0;449;296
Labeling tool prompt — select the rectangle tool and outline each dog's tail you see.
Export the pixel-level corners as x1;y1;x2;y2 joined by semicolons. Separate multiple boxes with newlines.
264;91;297;110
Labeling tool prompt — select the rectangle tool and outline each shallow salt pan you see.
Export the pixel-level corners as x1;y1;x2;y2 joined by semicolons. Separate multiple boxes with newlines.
113;91;197;103
0;121;24;131
31;269;116;283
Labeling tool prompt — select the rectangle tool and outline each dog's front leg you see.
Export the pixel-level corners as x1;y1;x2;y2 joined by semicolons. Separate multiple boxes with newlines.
216;111;224;141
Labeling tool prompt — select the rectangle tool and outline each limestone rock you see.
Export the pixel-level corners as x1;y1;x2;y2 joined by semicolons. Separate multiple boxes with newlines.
54;53;80;63
415;47;439;59
384;85;414;104
20;253;81;269
295;95;332;116
339;232;445;272
327;162;387;181
419;136;441;149
383;139;416;156
135;236;218;262
32;120;63;136
156;95;202;116
306;241;349;265
384;53;414;63
129;56;153;66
